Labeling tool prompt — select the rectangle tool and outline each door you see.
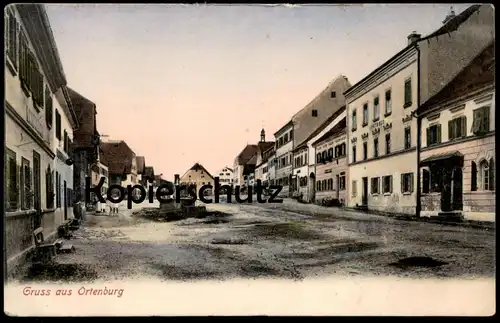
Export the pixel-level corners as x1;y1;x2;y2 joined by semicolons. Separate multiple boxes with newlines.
309;173;316;202
33;151;41;228
362;177;368;206
64;180;68;220
452;167;463;211
336;174;340;199
440;169;452;212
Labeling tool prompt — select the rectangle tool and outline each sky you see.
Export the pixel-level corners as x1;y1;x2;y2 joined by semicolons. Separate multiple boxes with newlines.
45;3;473;181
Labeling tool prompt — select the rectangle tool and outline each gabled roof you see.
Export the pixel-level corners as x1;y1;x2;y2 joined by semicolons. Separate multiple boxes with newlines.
257;141;275;154
274;120;294;137
312;117;347;146
100;140;136;175
136;156;146;174
418;41;495;114
344;5;482;97
144;166;155;179
246;154;257;166
181;163;214;181
293;105;346;152
236;144;259;165
68;87;98;149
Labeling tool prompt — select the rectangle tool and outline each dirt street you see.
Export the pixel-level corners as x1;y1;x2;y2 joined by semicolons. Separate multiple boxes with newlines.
17;200;495;283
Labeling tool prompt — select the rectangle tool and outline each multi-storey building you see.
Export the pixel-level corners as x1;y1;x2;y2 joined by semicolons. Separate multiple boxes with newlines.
418;42;495;222
346;4;494;216
180;163;215;195
233;144;258;187
100;140;139;198
215;166;234;185
4;4;77;276
292;107;347;203
274;121;294;197
312;117;348;205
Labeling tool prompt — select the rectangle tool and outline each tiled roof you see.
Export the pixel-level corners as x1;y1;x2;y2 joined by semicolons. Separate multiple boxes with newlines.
311;117;347;146
136;156;146;174
293;106;346;152
246;154;257;165
258;141;274;153
236;144;259;165
68;87;97;149
100;140;136;175
418;41;494;114
181;163;214;181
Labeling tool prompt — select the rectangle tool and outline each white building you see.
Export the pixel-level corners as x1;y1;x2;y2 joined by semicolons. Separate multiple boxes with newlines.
4;4;77;275
274;120;294;197
215;166;234;185
292;107;347;202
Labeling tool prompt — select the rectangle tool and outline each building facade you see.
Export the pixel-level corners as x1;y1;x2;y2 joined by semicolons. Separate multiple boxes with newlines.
4;4;75;276
346;44;419;215
215;166;234;185
233;144;258;187
274;121;294;197
292;107;347;203
418;42;495;222
180;163;215;195
312;118;348;205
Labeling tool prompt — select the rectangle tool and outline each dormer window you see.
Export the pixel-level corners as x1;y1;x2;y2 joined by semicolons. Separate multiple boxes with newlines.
312;109;318;117
331;91;336;98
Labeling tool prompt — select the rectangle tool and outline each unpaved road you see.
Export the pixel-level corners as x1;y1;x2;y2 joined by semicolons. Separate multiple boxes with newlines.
17;200;495;283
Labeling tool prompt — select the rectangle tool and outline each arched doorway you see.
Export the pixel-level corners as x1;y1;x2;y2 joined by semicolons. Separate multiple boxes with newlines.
309;172;316;203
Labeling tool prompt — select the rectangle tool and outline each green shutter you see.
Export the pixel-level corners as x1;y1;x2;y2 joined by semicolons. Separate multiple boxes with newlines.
401;174;405;193
461;117;467;138
482;106;490;133
410;173;414;193
448;120;454;140
437;124;442;143
489;158;495;191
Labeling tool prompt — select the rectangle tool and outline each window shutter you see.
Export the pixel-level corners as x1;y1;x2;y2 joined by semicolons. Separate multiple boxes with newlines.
401;174;404;193
437;124;442;143
9;158;18;207
483;106;490;133
448;120;453;140
410;173;414;193
489;158;495;191
461;116;467;138
426;128;431;146
389;176;393;193
471;161;477;191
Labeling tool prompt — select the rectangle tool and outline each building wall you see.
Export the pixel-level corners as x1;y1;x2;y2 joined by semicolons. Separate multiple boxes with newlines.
215;167;234;185
419;4;495;105
292;148;309;198
275;124;294;196
180;168;215;194
314;133;348;204
346;49;419;215
268;153;276;184
232;161;244;186
255;161;269;184
292;76;351;147
420;89;495;222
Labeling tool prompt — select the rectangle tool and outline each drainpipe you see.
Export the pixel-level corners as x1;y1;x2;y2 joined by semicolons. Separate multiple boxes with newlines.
415;43;422;218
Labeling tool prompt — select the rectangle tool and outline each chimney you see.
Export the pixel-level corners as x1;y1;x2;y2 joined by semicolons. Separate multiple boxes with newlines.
407;31;421;45
443;7;456;25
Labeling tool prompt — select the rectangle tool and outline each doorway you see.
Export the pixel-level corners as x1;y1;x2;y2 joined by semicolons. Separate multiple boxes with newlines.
439;166;463;212
362;177;368;206
64;180;68;220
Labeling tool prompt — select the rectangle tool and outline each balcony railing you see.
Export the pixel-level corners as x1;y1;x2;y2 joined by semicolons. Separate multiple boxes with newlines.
26;106;50;145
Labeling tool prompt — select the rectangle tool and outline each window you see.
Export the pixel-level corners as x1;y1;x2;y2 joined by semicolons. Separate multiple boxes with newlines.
401;173;414;194
316;181;321;191
371;177;380;195
290;130;293;140
328;148;334;159
362;103;369;126
339;172;346;190
373;96;380;121
404;127;411;149
21;157;31;210
279;137;283;146
448;116;466;140
352;145;356;163
351;109;357;131
6;9;19;73
312;109;318;117
404;78;412;108
322;151;327;162
46;165;54;209
426;124;442;146
385;89;392;115
284;133;288;142
471;161;477;191
55;110;62;140
322;180;327;190
373;138;379;158
331;91;336;98
45;87;53;129
5;148;18;211
327;178;333;191
305;153;307;163
478;159;495;191
316;153;321;163
351;180;357;197
382;175;393;194
363;142;368;160
472;106;490;134
335;143;346;158
385;133;391;154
